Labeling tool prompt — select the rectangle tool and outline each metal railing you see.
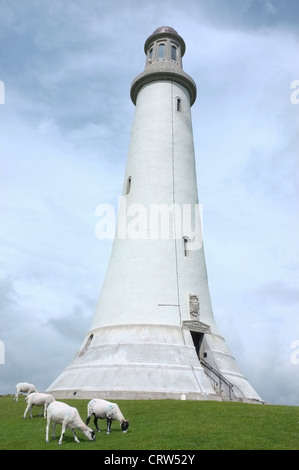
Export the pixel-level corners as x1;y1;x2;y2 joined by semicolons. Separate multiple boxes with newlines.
200;358;234;400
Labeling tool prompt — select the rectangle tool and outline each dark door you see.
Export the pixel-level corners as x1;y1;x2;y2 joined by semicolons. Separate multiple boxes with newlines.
190;331;204;358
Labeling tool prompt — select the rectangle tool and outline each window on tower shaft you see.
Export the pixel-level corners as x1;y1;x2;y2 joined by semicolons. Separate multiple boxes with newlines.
176;98;181;111
126;176;132;195
79;334;94;356
183;236;191;258
158;43;165;58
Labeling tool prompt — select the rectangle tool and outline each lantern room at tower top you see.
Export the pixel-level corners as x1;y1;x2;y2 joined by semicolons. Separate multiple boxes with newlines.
144;26;186;63
131;26;197;106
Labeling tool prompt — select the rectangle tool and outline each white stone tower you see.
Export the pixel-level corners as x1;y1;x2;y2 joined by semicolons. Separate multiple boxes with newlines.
47;27;263;403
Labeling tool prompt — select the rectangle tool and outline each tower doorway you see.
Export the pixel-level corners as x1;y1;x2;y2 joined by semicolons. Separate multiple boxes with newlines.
190;331;204;359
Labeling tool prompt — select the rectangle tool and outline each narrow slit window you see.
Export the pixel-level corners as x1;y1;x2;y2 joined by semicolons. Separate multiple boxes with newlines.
126;176;132;195
158;43;165;58
176;98;181;111
183;237;191;257
80;334;94;356
86;334;94;349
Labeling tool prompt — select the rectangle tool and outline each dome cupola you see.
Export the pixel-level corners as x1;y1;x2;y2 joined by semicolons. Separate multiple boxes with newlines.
130;26;196;106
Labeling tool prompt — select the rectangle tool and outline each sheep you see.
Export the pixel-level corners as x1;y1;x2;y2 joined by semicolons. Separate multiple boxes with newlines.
23;392;55;419
46;401;96;445
86;398;129;435
14;382;38;401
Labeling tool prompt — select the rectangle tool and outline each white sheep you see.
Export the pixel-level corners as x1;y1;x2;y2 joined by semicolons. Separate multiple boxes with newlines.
46;401;96;445
23;392;55;419
14;382;38;401
86;398;129;434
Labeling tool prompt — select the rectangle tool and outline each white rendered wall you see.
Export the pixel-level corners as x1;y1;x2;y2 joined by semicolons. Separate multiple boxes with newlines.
91;80;218;333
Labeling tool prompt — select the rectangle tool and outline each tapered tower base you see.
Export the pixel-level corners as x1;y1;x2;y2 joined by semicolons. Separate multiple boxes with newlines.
47;323;263;403
47;324;217;400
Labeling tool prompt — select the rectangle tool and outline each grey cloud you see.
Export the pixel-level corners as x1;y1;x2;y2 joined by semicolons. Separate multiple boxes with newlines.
254;281;299;306
197;0;299;32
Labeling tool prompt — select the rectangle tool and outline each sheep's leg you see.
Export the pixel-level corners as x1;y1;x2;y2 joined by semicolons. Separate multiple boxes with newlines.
106;418;112;435
37;406;43;418
72;429;80;443
43;404;47;418
94;416;101;432
86;414;91;426
29;405;34;419
52;422;56;440
58;423;66;445
23;404;30;419
46;417;50;443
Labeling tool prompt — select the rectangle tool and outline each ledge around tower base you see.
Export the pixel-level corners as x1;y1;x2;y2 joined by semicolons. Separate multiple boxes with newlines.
48;389;223;401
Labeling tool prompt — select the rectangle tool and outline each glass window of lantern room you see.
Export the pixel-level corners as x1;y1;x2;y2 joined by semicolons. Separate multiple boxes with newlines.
149;48;153;61
171;45;177;61
158;43;165;58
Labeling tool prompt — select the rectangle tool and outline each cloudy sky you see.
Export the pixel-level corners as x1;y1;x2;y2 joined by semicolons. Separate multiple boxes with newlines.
0;0;298;406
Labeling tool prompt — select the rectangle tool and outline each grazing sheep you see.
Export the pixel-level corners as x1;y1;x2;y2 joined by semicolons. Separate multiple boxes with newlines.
23;392;55;419
46;401;96;445
86;398;129;434
14;382;38;401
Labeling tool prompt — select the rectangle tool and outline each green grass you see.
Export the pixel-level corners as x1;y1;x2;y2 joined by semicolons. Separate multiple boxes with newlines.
0;395;298;450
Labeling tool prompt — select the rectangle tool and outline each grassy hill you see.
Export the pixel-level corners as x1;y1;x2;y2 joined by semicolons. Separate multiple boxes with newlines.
0;395;298;450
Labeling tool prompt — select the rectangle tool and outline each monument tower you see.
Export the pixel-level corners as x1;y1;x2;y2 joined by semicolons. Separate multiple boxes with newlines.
47;27;262;403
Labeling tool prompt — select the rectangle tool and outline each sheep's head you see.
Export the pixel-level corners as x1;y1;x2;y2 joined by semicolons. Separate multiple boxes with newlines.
86;427;96;441
121;420;130;433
